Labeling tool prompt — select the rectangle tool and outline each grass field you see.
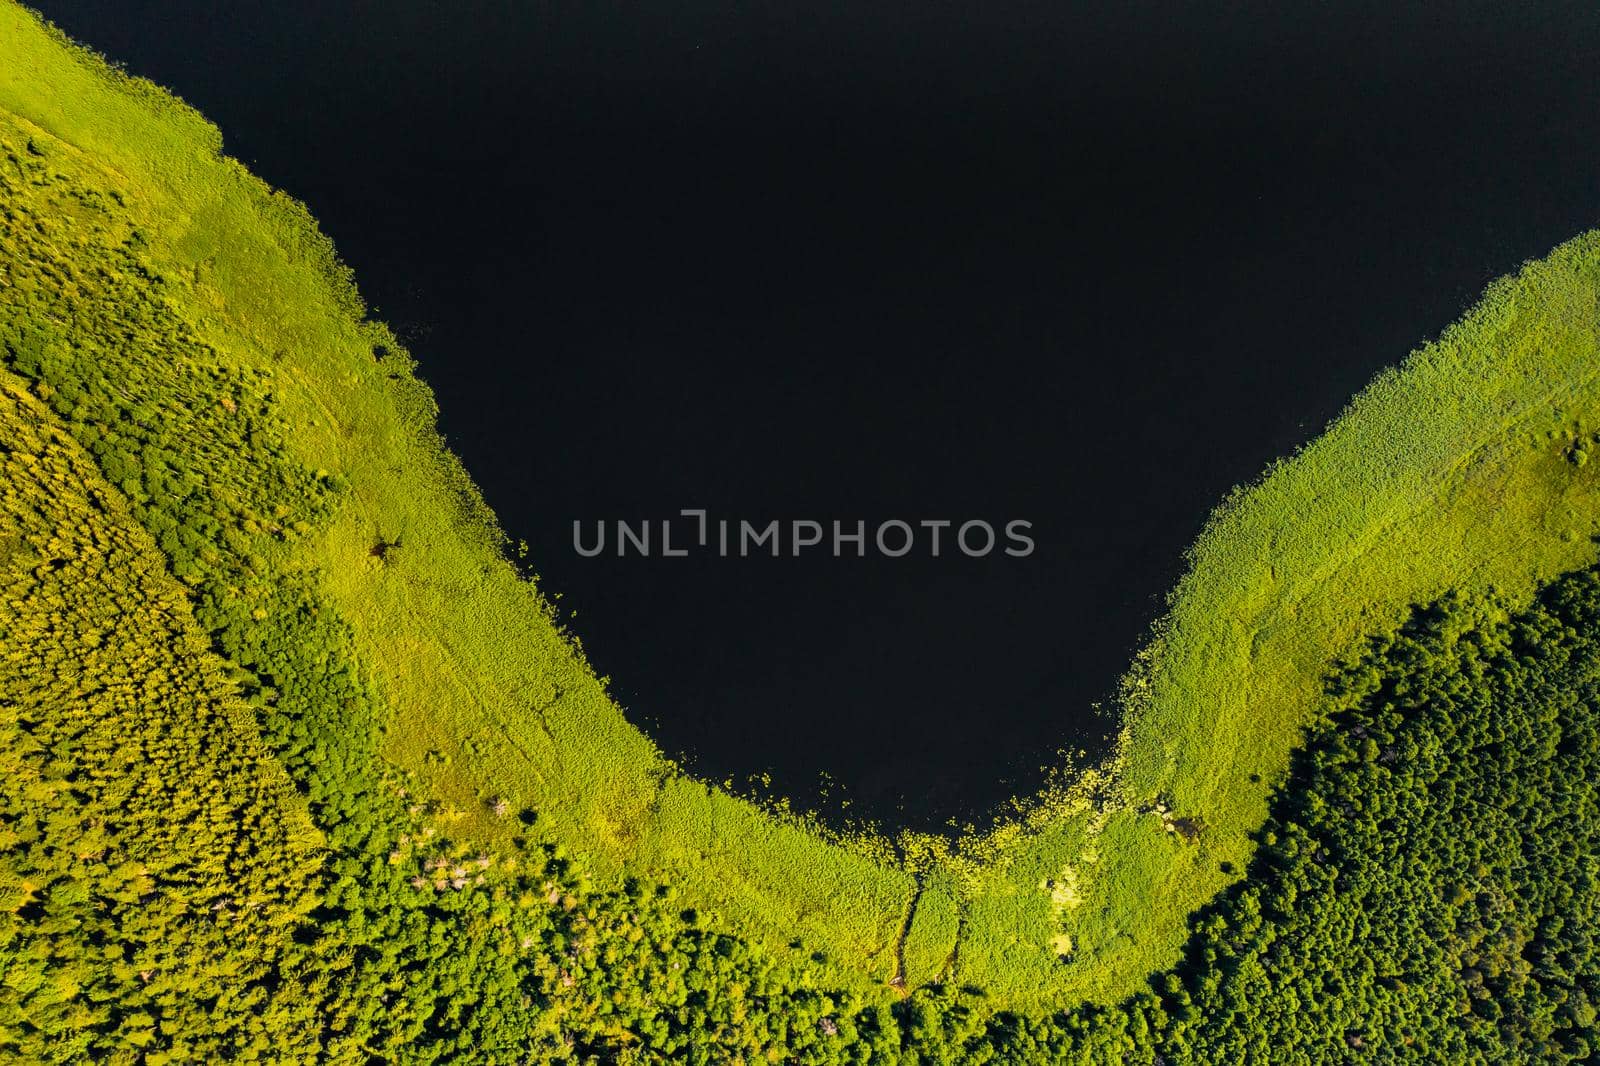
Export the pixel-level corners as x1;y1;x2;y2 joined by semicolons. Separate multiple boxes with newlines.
4;0;1599;1012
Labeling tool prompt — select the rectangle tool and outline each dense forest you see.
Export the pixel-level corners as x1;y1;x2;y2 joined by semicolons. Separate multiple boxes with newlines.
4;8;1600;1061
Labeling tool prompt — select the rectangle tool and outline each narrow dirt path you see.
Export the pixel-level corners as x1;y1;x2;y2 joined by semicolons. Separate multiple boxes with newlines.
890;876;925;994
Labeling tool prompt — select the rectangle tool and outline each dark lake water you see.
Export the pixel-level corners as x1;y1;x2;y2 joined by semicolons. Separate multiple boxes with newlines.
34;1;1600;832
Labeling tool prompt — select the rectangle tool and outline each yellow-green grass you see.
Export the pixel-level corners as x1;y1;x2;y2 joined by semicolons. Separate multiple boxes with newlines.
5;0;1598;1009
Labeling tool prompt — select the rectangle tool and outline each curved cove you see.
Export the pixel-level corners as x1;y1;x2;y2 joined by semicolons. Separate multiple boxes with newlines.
29;0;1600;832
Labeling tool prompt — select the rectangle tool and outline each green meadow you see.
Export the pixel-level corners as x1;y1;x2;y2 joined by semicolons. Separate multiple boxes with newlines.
5;2;1600;1058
